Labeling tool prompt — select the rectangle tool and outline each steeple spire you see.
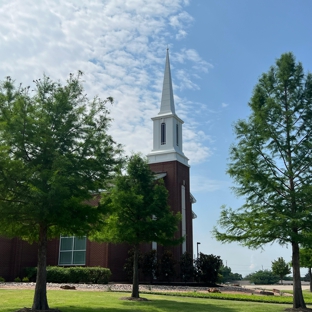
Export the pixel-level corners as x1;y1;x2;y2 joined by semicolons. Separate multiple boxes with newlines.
159;49;175;115
147;49;189;166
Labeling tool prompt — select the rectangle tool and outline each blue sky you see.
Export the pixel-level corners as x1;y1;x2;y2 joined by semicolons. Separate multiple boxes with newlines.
1;0;312;277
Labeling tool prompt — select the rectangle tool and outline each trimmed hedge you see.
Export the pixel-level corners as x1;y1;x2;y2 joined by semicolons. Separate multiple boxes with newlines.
24;266;111;284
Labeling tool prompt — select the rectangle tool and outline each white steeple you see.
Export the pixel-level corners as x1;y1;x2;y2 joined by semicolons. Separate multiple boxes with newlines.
147;49;189;166
159;49;175;115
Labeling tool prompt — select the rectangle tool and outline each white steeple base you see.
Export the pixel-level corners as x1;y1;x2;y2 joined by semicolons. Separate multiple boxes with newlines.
147;149;189;166
148;49;189;167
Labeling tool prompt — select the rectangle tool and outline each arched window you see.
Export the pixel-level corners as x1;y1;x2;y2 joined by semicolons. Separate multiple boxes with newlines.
161;122;166;145
176;124;179;146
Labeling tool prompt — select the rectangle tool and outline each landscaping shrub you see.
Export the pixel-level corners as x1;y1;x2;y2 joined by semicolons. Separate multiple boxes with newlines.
87;267;111;284
23;267;37;282
159;250;176;282
14;277;21;282
0;276;5;282
142;250;159;283
47;266;70;283
23;266;111;284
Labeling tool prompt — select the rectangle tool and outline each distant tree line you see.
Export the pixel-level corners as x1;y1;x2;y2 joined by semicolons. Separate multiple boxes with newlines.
243;257;292;285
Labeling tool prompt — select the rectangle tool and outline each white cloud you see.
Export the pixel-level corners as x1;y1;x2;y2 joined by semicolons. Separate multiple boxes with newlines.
174;48;213;73
169;11;193;29
0;0;212;165
176;29;188;40
222;102;229;108
176;69;200;90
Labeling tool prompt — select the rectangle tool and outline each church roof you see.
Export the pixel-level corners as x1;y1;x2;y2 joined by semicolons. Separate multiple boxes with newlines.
159;49;175;115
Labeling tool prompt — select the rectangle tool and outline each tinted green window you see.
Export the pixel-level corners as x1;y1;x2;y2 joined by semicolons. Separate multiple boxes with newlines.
59;236;86;265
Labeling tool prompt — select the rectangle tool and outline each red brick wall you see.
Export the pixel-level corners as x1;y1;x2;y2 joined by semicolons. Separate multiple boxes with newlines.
0;160;193;283
107;243;131;282
0;237;38;281
149;160;193;257
87;241;108;268
0;237;14;280
46;238;60;266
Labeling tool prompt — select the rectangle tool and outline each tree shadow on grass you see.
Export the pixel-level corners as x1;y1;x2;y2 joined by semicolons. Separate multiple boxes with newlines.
55;298;238;312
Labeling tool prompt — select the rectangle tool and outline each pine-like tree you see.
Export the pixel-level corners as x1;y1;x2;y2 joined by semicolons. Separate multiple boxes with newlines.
213;53;312;309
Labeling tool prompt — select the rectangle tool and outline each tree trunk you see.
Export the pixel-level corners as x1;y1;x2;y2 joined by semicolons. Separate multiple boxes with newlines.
292;241;306;309
131;244;140;298
309;268;312;293
32;225;49;310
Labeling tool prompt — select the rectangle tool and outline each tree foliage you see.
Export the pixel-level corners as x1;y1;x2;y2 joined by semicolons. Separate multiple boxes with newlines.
213;53;312;309
179;252;194;283
300;248;312;270
271;257;291;284
244;270;279;285
219;265;242;283
0;73;122;310
96;154;182;298
194;253;223;285
300;248;312;292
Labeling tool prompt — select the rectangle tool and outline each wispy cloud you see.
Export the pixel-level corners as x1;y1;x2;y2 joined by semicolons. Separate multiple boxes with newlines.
170;11;193;29
0;0;212;165
174;49;213;73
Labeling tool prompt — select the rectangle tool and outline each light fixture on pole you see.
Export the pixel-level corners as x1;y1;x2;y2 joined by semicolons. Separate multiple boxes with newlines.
197;242;201;258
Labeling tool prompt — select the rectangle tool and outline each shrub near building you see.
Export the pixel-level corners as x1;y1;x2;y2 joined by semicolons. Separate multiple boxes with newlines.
24;266;111;284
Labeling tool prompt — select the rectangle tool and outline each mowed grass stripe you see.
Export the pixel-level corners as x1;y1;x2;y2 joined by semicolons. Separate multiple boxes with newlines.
0;289;299;312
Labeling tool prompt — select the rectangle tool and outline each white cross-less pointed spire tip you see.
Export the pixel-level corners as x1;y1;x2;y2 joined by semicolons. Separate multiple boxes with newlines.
159;49;175;115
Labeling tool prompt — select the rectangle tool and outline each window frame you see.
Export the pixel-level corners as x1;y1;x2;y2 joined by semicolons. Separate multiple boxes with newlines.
161;122;166;145
58;235;87;266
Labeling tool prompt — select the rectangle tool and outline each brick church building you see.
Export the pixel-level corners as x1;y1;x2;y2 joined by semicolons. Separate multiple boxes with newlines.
0;50;196;282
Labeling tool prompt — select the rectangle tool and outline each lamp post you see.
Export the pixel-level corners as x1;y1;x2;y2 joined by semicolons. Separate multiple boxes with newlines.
197;242;201;258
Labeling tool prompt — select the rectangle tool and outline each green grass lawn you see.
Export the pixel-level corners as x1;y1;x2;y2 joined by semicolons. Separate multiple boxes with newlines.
0;289;300;312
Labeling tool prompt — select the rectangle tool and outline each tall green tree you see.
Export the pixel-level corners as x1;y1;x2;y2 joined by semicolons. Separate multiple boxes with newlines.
194;253;223;285
96;154;182;298
271;257;291;284
300;248;312;292
0;73;122;310
213;53;312;309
